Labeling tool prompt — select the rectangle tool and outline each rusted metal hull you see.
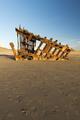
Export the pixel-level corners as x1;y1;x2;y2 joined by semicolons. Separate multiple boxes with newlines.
10;27;71;61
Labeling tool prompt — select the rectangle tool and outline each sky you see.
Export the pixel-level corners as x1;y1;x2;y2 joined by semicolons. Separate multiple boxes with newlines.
0;0;80;50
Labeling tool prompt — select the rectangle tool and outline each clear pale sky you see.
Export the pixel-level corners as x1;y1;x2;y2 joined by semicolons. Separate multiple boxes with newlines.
0;0;80;49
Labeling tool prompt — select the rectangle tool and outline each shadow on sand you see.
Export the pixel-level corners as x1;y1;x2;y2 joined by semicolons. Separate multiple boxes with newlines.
0;54;15;60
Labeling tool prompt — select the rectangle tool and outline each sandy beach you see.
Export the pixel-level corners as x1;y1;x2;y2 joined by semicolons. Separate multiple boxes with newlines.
0;48;80;120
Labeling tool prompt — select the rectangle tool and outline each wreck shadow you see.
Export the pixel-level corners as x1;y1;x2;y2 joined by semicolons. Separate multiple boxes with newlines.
0;54;15;60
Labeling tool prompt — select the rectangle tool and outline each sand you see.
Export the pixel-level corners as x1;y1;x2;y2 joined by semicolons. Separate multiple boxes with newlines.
0;48;80;120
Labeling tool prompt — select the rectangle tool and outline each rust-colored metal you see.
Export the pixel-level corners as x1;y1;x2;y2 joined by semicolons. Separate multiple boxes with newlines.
10;27;71;60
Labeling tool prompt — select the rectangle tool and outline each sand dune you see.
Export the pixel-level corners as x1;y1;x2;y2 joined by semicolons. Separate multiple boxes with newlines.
0;48;80;120
0;47;12;55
